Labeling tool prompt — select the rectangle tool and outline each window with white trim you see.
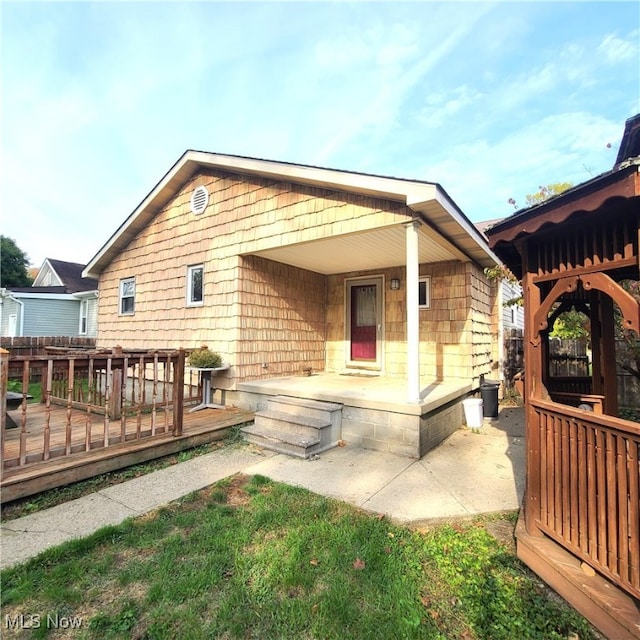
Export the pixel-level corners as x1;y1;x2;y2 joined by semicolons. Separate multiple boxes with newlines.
418;276;431;309
119;277;135;315
187;264;204;306
79;299;88;334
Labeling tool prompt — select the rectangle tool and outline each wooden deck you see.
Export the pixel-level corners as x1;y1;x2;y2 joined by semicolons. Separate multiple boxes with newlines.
1;403;254;503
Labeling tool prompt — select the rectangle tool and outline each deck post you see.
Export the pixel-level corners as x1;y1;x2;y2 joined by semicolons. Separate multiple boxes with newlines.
173;348;185;436
405;219;421;403
0;348;8;481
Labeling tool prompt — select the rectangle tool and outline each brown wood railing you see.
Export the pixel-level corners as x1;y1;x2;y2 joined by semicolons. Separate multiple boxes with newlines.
531;398;640;599
1;349;201;477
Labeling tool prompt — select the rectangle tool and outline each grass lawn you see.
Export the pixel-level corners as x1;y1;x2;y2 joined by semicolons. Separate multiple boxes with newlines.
1;474;599;640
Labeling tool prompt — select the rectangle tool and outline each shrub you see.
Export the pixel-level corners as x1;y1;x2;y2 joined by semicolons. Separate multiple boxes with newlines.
188;346;223;369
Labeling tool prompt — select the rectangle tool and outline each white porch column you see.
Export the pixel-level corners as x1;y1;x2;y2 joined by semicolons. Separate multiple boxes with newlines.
405;219;421;403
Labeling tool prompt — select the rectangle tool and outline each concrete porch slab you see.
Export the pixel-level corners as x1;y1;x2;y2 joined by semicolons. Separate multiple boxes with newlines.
237;373;472;415
236;373;475;458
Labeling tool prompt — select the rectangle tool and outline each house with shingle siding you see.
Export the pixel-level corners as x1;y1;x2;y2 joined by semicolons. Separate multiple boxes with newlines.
84;151;502;457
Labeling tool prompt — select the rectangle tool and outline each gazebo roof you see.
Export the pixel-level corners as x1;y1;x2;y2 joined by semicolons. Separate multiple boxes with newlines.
486;113;640;278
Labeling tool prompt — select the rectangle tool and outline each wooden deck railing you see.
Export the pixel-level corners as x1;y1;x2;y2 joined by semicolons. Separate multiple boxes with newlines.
531;398;640;600
0;349;202;478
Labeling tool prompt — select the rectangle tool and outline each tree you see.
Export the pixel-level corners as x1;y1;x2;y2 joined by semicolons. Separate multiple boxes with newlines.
508;182;573;210
1;236;33;287
524;182;574;207
549;309;589;339
616;280;640;381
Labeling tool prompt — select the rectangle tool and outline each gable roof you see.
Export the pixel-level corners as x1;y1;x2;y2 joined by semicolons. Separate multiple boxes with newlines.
83;151;500;278
32;259;98;293
615;113;640;168
474;218;505;237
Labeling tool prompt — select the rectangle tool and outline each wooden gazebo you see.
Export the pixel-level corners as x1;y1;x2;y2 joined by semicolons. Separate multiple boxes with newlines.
487;114;640;640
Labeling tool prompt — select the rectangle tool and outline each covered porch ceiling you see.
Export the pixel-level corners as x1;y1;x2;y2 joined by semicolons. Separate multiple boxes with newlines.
245;221;469;275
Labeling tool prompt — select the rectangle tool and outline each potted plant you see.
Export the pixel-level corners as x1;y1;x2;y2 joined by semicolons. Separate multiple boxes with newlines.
187;345;225;369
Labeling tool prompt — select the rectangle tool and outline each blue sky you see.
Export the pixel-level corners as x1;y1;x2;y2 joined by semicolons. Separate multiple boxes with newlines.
2;1;639;268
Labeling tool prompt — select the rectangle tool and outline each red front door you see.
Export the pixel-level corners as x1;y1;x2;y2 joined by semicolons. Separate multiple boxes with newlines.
350;284;378;361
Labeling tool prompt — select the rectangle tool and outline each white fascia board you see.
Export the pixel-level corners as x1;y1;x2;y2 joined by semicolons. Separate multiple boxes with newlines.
188;151;438;202
411;190;502;267
83;151;438;278
73;290;99;299
83;151;198;278
9;292;77;301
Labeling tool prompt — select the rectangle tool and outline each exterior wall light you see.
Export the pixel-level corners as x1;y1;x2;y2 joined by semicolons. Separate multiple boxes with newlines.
390;278;401;290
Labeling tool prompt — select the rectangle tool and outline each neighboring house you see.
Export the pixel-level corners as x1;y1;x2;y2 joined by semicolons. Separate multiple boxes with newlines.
476;218;524;331
476;218;525;388
0;259;98;337
84;151;502;457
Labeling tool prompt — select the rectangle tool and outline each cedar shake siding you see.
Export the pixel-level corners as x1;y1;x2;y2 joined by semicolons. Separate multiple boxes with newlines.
96;168;414;383
237;256;327;381
326;261;497;382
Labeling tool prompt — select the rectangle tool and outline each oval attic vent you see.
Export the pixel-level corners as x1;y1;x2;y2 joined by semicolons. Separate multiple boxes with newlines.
190;186;209;214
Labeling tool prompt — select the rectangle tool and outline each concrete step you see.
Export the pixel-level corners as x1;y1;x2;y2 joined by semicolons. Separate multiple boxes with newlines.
241;423;320;459
243;396;343;459
253;409;331;437
267;396;342;421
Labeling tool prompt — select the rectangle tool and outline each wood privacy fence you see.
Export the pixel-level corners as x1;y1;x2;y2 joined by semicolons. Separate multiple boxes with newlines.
503;336;639;410
0;348;203;478
530;398;640;600
549;338;639;410
0;337;96;378
548;338;590;378
503;329;524;391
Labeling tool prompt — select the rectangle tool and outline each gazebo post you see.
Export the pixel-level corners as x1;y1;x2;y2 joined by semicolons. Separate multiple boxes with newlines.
599;293;618;415
590;290;604;397
522;246;544;536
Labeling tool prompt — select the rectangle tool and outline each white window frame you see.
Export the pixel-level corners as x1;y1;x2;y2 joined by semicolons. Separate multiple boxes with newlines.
186;264;204;307
418;276;431;309
119;277;136;315
79;299;89;334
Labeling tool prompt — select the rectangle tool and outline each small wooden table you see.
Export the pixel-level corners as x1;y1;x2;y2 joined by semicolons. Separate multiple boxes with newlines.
5;391;33;429
189;365;229;412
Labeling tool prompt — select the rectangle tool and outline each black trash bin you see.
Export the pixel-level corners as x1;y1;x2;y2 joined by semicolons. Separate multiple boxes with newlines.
480;379;500;419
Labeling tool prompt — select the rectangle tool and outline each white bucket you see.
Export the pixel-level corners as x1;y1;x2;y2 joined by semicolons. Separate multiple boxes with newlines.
463;398;483;429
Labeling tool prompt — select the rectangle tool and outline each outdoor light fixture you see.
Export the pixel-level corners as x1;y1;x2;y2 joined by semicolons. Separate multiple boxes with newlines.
390;278;400;290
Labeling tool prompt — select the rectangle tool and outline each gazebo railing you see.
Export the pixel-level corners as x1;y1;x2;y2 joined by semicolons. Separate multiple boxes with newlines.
530;398;640;600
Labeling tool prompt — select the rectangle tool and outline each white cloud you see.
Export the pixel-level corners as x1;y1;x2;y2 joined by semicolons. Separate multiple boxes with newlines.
598;31;639;64
417;85;484;129
419;111;622;221
312;4;497;163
